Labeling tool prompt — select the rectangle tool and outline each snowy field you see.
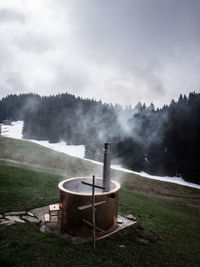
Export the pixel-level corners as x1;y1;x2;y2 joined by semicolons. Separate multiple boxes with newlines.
1;121;85;158
111;165;200;189
1;121;200;190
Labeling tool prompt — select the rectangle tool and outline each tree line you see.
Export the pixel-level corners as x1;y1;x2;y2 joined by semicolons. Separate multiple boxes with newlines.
0;92;199;184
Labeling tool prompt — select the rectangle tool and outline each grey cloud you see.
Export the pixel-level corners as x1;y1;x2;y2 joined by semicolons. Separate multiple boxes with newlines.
0;8;25;23
57;0;200;107
99;63;166;107
16;33;53;53
63;0;200;64
5;72;24;90
5;72;24;89
0;0;200;107
0;71;25;96
50;65;90;95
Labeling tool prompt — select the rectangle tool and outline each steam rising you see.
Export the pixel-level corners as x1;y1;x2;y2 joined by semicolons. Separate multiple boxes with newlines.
1;116;200;189
2;93;169;160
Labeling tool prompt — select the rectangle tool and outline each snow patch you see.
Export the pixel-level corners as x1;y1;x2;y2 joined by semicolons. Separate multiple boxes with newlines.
111;165;200;190
1;121;85;158
29;140;85;158
1;121;23;139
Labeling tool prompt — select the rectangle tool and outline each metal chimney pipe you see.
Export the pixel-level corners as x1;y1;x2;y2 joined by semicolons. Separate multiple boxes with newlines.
103;143;111;192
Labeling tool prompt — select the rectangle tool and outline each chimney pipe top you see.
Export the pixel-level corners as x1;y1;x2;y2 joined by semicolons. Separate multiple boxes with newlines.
103;143;111;192
104;143;111;152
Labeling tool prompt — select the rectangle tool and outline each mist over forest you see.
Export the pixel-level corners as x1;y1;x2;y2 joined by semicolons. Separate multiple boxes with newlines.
0;92;200;184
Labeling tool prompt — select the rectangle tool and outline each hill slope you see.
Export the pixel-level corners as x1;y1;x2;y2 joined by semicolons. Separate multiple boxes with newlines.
0;135;199;205
0;136;200;266
0;158;200;266
0;135;102;177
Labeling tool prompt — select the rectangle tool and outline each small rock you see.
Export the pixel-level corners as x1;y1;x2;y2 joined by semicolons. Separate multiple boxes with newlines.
5;216;25;223
126;214;134;220
22;216;40;223
27;211;34;217
40;224;46;233
0;220;15;225
117;218;123;224
4;211;26;216
119;245;126;248
0;215;3;219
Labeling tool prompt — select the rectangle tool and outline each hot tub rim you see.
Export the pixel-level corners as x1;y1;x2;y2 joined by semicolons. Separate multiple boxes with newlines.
58;177;120;196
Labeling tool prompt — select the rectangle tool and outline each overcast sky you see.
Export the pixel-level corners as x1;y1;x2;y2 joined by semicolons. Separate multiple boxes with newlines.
0;0;200;107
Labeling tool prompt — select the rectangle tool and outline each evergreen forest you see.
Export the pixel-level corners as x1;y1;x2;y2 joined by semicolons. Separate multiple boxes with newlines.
0;92;199;184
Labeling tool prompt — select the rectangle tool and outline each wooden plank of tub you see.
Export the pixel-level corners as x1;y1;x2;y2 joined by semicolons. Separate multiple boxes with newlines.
77;201;106;211
82;219;106;233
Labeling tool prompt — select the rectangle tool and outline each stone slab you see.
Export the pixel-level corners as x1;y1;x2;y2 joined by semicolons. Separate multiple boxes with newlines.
27;211;34;217
30;206;49;222
22;216;40;223
5;216;25;223
4;211;26;216
0;220;15;225
97;215;136;240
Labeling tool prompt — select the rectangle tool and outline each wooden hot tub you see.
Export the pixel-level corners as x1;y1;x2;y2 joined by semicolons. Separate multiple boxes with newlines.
58;177;120;237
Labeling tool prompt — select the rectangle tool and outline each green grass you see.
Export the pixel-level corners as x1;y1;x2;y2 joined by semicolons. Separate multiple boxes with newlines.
1;135;199;203
0;136;103;177
0;136;200;266
0;160;200;266
0;160;61;213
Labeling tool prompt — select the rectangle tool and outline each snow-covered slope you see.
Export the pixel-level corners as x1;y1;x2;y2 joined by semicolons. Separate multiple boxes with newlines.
1;121;85;158
1;121;200;189
1;121;23;139
111;165;200;189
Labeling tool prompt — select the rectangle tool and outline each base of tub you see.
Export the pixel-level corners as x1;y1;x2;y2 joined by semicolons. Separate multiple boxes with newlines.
31;204;136;243
42;215;136;244
60;217;118;238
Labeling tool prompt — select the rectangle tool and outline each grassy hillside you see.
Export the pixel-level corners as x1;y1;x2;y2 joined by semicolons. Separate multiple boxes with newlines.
0;159;200;266
0;135;200;212
0;135;103;177
0;136;200;266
